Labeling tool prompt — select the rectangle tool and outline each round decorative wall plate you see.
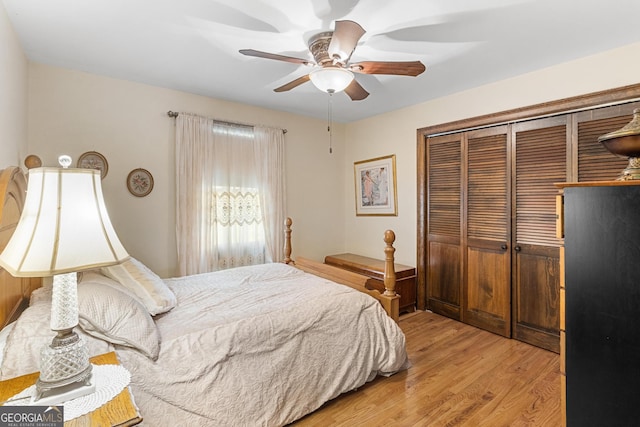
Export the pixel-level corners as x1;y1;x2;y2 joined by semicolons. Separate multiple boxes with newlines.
77;151;108;179
24;154;42;169
127;168;154;197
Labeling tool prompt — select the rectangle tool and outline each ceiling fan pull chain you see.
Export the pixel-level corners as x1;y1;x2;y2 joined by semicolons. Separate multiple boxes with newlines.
328;91;333;154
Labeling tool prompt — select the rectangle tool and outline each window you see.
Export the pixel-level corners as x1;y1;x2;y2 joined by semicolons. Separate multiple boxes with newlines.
211;186;265;269
176;113;286;276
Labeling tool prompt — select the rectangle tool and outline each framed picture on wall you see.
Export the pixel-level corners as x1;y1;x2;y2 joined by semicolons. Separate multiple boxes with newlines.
127;168;154;197
354;154;397;216
77;151;109;179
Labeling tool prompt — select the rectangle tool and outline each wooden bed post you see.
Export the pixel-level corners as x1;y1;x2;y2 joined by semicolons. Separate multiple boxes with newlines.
282;217;400;322
284;217;293;265
383;230;397;296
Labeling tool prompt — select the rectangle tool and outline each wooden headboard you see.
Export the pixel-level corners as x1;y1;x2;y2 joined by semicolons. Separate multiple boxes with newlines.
0;166;42;329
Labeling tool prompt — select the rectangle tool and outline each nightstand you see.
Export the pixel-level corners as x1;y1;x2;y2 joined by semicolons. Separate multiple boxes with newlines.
0;351;142;426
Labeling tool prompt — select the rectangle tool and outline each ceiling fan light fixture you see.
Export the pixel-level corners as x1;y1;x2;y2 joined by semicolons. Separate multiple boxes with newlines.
309;67;354;93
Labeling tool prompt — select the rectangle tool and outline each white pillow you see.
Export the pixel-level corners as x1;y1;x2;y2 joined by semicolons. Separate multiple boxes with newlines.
29;283;52;306
79;270;143;304
0;301;110;381
0;322;16;367
101;257;176;315
77;280;160;360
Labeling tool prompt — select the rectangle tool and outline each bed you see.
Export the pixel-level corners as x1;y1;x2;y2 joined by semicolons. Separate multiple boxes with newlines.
0;166;408;426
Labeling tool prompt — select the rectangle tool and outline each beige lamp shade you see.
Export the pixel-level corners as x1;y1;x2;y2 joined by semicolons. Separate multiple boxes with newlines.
0;165;128;403
0;167;129;277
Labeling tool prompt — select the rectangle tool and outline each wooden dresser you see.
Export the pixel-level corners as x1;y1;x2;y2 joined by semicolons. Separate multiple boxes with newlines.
556;181;640;427
324;253;416;313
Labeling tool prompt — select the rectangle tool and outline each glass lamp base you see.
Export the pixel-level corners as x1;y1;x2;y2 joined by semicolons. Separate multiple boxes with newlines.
32;374;96;406
32;329;93;404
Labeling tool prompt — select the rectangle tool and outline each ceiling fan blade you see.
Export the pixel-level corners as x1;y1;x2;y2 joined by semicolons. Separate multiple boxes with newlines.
274;74;311;92
328;20;365;63
350;61;426;77
239;49;313;66
344;79;369;101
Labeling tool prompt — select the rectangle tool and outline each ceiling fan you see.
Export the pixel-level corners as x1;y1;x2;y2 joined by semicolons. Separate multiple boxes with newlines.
239;20;426;101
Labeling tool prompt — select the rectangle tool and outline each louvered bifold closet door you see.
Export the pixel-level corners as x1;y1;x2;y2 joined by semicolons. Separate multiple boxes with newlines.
512;116;567;353
427;133;462;319
463;126;511;337
575;101;640;182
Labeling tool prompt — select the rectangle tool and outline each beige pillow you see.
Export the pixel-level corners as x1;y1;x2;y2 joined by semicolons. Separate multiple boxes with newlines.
101;257;176;315
0;297;110;380
79;270;143;305
78;280;160;360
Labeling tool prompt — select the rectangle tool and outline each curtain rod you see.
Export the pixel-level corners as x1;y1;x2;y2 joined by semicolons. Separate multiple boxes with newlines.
167;111;287;134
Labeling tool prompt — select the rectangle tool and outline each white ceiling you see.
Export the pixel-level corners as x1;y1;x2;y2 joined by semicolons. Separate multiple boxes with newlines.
4;0;640;123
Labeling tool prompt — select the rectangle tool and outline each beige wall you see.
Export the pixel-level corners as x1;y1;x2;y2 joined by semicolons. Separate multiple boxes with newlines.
344;41;640;266
27;64;347;277
0;3;27;168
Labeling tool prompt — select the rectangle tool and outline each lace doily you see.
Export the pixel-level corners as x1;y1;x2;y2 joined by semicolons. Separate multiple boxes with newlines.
8;363;131;421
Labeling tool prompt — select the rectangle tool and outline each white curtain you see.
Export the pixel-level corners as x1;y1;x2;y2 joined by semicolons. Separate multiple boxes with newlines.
175;114;286;276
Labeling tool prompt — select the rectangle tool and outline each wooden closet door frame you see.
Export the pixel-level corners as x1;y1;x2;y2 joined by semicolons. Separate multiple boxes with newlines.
417;83;640;312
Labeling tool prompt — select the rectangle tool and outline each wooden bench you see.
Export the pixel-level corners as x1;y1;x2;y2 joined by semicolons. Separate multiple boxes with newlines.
324;253;416;313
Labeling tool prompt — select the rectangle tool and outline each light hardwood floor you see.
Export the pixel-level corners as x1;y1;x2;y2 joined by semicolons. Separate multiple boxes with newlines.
292;311;561;427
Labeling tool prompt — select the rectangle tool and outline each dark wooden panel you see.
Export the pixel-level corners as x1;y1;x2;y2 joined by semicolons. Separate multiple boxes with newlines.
467;133;508;241
427;240;461;319
513;244;560;353
576;102;640;182
577;117;629;181
427;135;461;238
515;123;566;247
427;134;462;320
512;117;565;352
465;244;510;336
464;129;510;337
564;185;640;426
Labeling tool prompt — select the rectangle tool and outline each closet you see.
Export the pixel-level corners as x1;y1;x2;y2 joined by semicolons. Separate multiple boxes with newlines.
418;90;640;352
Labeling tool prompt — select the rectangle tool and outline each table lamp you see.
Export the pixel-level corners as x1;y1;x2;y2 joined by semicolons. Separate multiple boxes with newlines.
0;155;129;404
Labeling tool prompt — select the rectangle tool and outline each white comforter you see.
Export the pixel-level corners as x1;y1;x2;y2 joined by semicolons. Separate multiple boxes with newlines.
119;263;408;426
